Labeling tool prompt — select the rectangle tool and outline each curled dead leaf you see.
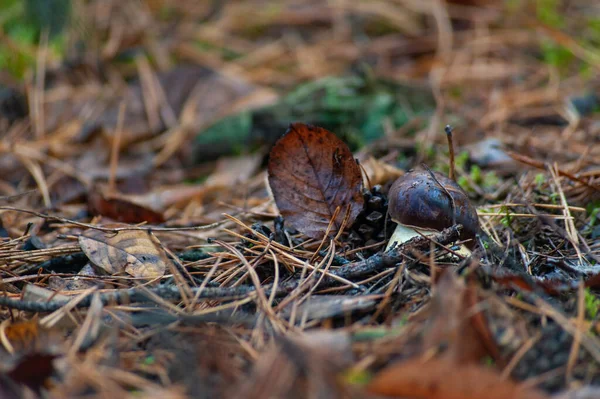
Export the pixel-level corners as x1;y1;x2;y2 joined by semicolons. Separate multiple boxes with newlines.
88;190;165;224
267;123;364;239
367;357;550;399
359;156;404;188
79;230;168;278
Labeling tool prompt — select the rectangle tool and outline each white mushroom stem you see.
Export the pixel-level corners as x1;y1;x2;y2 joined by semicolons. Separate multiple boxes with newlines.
385;223;471;257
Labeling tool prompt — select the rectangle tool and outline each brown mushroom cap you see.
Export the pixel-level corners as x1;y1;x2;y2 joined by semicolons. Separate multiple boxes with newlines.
388;169;480;242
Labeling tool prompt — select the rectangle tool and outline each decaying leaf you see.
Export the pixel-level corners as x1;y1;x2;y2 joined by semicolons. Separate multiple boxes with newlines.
367;357;550;399
6;353;56;394
78;230;168;278
87;189;165;224
267;123;364;239
0;320;62;394
423;271;494;364
228;338;361;399
358;156;404;188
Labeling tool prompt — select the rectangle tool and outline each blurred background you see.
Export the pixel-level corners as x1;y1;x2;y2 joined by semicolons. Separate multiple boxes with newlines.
0;0;599;222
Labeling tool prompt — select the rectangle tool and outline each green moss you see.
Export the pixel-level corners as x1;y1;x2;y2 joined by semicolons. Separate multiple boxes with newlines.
585;288;599;320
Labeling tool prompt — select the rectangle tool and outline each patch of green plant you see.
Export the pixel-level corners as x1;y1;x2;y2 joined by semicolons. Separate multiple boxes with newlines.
194;39;242;61
515;292;524;301
470;165;482;183
193;74;436;160
456;162;498;193
506;0;521;13
482;356;495;367
364;19;401;36
455;150;469;170
449;86;463;99
352;318;407;342
0;0;70;79
536;0;564;28
416;142;436;161
143;355;155;365
587;208;600;232
534;173;546;189
585;288;600;320
578;63;594;80
586;200;600;218
457;175;471;192
342;369;373;386
483;171;500;189
540;40;574;69
500;205;514;228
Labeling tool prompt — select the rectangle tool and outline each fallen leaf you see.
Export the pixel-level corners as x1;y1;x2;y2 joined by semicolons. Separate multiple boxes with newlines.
267;123;364;239
358;156;404;188
88;189;165;224
228;338;358;399
2;320;42;354
6;353;56;393
424;271;494;364
0;320;62;393
367;357;550;399
79;230;168;278
204;153;263;188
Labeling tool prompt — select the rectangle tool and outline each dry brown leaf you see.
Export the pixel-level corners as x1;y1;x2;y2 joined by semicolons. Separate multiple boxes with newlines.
424;271;494;364
87;190;165;224
267;123;364;239
79;230;168;278
367;357;550;399
359;156;404;187
0;320;62;394
204;154;263;188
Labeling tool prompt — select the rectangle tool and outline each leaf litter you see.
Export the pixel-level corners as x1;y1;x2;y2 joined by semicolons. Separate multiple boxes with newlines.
0;0;600;398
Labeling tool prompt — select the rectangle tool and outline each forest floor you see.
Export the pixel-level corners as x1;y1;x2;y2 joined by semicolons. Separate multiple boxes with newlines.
0;1;599;398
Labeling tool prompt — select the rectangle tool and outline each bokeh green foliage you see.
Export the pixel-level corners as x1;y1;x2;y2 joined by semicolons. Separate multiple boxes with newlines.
533;0;600;73
193;75;435;161
0;0;70;79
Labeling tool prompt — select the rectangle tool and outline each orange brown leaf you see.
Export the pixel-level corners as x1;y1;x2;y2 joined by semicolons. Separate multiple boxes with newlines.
367;357;550;399
88;190;165;224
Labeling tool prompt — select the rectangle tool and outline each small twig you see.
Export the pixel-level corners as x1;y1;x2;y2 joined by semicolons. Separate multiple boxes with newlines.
0;206;225;232
445;125;456;182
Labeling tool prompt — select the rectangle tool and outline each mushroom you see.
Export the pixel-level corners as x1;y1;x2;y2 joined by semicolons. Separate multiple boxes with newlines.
385;169;480;255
